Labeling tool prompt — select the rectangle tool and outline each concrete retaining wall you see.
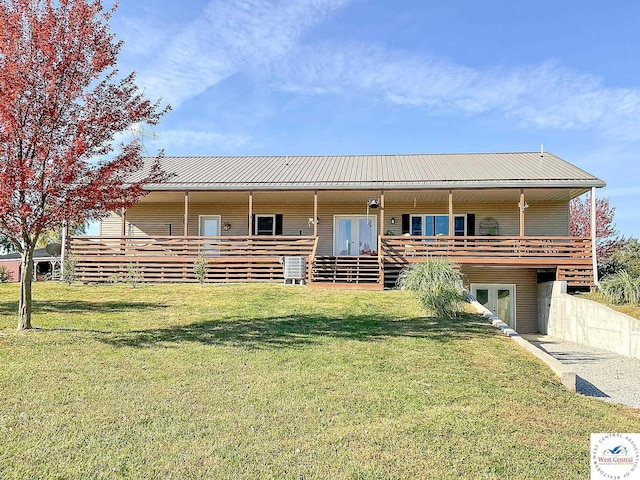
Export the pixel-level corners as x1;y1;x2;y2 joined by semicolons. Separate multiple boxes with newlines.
538;281;640;359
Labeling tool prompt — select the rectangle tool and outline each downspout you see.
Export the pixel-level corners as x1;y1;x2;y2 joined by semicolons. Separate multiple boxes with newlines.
591;187;599;287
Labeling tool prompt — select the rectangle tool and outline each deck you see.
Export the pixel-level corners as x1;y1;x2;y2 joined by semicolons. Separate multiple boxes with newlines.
67;235;594;287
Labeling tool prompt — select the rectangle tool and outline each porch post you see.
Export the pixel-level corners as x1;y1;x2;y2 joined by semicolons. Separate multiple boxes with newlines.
183;191;189;236
248;191;253;236
591;187;599;286
448;190;454;237
519;189;526;237
380;191;385;237
120;208;127;237
60;221;67;279
313;190;318;237
379;191;385;287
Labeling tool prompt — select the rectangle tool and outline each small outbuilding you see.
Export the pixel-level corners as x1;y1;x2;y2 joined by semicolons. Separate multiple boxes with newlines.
0;247;61;282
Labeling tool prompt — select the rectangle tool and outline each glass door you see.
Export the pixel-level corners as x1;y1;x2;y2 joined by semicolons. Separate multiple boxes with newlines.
333;215;377;256
471;284;516;328
199;215;221;255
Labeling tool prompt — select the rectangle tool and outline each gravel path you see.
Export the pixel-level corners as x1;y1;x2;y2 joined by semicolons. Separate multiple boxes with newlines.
523;335;640;409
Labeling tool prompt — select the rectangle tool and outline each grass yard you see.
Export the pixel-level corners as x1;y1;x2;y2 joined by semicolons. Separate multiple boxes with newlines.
580;291;640;320
1;283;639;479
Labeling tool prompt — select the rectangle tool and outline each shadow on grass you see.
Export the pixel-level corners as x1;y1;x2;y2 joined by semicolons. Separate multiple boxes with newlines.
0;300;168;315
98;313;494;350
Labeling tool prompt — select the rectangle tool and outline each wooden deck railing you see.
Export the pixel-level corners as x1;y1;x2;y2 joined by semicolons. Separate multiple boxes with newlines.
381;236;593;265
68;236;317;283
381;235;594;287
67;235;594;287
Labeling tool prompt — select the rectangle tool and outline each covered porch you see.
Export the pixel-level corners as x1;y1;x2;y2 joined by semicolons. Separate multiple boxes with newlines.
70;186;598;288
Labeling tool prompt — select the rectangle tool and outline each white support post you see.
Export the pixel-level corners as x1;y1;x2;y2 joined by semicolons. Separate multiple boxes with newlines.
591;187;599;286
60;221;68;280
183;192;190;236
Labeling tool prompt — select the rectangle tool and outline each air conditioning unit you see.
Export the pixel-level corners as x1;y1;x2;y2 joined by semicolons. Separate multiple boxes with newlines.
282;256;306;285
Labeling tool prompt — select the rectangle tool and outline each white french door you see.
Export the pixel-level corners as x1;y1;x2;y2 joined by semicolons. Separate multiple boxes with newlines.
333;215;377;256
471;284;516;329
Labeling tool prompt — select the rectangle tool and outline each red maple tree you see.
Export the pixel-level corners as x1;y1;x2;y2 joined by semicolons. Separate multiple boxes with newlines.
0;0;169;330
570;194;619;260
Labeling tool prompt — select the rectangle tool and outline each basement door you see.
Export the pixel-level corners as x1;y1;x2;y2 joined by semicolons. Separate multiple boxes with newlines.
471;284;516;329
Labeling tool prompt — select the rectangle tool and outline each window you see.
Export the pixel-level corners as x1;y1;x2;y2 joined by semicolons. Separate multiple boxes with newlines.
410;214;466;236
255;214;275;235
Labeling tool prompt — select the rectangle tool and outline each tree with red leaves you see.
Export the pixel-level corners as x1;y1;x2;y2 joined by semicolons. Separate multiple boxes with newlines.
570;194;619;261
0;0;168;330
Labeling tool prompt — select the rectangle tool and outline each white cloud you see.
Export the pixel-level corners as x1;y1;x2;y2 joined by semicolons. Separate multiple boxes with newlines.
151;130;250;152
108;126;249;156
138;0;351;107
273;43;640;141
132;0;640;143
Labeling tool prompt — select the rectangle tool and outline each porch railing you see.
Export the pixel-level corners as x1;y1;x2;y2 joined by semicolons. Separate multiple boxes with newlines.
68;236;317;283
380;235;594;287
380;236;592;265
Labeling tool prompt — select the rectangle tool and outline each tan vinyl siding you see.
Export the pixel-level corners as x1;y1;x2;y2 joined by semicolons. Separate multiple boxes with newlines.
98;197;570;256
101;205;182;236
382;201;568;236
461;267;539;334
100;202;318;238
100;212;123;236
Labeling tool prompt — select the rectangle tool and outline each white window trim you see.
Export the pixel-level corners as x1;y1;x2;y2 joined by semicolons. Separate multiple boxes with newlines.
470;283;517;330
410;213;467;236
255;214;276;236
332;215;378;256
198;215;221;236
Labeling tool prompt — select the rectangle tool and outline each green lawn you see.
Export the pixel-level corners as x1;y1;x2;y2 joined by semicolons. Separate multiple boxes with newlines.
1;283;639;479
580;291;640;320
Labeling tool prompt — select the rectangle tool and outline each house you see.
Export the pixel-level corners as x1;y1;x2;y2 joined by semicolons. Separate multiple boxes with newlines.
68;152;605;333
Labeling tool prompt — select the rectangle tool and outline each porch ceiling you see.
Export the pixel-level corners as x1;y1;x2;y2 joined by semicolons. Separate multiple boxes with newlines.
138;188;587;205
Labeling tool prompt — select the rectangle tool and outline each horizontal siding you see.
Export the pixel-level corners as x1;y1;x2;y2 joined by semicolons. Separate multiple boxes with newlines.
462;267;539;334
98;198;570;256
382;201;568;236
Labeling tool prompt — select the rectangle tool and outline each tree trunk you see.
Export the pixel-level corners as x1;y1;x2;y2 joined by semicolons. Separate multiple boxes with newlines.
18;248;34;331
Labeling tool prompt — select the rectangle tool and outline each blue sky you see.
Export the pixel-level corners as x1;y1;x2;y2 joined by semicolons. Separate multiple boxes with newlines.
107;0;640;238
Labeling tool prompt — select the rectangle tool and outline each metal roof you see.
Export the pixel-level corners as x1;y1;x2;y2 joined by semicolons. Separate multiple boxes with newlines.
134;152;605;191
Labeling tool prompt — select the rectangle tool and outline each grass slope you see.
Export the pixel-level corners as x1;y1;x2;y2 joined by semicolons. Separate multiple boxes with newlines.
581;291;640;320
1;283;639;479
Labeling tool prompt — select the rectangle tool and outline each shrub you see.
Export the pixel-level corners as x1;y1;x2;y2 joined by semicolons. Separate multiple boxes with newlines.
124;264;143;288
61;256;77;286
599;270;640;305
193;254;208;286
397;259;465;318
0;266;13;283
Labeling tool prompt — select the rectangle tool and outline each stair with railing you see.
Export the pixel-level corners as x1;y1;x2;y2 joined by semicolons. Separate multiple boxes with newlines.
310;256;382;289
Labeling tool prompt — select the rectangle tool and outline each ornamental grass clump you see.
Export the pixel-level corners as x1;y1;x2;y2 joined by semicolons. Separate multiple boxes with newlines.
397;259;465;318
599;270;640;305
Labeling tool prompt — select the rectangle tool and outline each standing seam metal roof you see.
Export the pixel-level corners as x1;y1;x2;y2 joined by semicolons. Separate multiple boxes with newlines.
134;152;605;190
